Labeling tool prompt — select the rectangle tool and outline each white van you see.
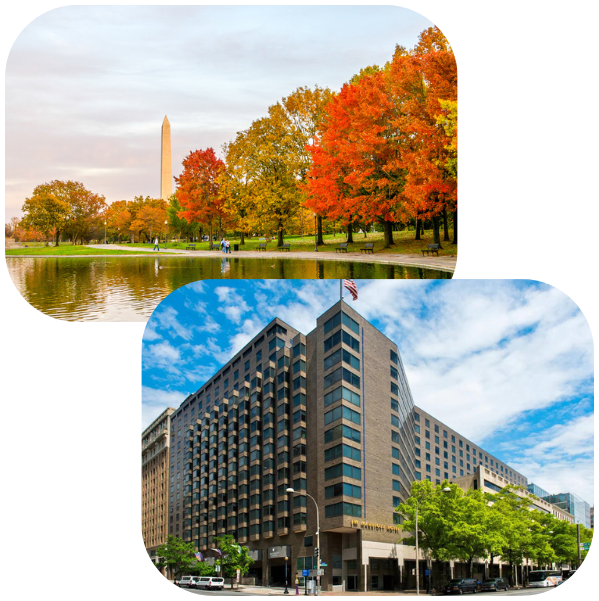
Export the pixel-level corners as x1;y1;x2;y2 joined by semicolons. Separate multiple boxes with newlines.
177;576;196;588
195;577;225;590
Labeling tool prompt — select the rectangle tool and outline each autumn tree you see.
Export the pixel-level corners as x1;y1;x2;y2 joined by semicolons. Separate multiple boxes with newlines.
223;117;301;247
388;26;457;246
305;70;410;247
175;149;227;244
105;200;132;242
21;189;69;245
21;180;106;246
167;193;199;241
131;203;167;242
273;86;333;244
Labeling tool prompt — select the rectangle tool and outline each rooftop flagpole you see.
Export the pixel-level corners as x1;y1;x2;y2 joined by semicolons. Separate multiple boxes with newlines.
340;279;343;303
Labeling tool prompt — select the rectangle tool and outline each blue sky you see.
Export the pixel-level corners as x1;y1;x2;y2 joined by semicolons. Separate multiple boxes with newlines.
142;279;594;506
5;4;433;220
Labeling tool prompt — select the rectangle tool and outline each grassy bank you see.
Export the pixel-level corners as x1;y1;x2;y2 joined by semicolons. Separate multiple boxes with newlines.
5;244;167;256
131;230;457;255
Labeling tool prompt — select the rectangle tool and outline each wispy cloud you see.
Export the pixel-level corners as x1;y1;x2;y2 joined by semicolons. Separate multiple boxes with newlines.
141;279;594;505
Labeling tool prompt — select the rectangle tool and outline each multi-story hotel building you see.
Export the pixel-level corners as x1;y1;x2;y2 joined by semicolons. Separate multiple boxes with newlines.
413;407;527;488
142;407;175;565
166;301;417;591
151;301;580;591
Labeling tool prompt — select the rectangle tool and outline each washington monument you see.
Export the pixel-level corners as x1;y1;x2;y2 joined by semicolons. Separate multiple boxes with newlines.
160;116;172;200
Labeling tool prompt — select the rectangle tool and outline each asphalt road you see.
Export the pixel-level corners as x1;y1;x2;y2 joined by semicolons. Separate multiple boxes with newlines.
184;588;554;597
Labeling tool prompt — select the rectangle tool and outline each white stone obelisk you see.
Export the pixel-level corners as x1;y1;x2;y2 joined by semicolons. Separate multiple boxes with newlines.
160;115;172;200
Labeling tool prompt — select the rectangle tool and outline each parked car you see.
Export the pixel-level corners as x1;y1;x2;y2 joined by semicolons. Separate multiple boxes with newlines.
563;569;577;580
194;576;225;590
444;578;479;594
480;578;509;592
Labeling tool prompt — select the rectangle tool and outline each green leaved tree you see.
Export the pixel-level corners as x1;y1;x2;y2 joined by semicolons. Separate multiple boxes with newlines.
213;534;254;589
155;535;200;579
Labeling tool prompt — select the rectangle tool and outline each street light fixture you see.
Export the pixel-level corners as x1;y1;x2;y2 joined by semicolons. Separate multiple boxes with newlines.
287;487;320;595
414;487;451;595
164;220;168;250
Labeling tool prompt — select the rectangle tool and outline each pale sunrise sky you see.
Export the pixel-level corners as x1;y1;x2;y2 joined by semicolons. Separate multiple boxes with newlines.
5;4;434;221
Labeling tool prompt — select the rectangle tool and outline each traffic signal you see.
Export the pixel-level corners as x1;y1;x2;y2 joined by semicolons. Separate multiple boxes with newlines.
314;547;319;557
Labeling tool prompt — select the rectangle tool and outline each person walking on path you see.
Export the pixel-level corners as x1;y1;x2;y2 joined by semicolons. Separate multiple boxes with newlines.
221;238;225;252
225;239;231;253
153;237;160;251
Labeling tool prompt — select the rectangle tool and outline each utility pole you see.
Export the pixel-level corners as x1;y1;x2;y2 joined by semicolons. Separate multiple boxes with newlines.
577;523;581;567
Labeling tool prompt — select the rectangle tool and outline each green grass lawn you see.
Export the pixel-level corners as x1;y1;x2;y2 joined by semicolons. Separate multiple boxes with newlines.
5;244;167;256
130;230;457;255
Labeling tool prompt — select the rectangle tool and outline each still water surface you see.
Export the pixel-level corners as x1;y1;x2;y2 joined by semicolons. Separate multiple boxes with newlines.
7;256;451;321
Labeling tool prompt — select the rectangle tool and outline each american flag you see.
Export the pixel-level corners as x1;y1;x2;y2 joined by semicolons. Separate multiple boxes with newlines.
343;279;358;301
195;552;203;562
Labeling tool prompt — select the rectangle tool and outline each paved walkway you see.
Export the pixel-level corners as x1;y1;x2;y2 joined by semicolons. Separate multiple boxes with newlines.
84;244;456;273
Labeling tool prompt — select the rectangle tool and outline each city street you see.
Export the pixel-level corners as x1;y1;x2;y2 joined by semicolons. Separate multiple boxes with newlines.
184;587;555;596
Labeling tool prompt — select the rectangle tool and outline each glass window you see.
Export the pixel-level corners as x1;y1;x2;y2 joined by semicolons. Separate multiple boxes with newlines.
341;312;360;334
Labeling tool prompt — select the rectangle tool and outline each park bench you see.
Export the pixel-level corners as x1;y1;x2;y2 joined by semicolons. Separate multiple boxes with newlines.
421;243;440;257
336;243;348;253
278;244;291;251
360;243;374;254
258;243;267;251
211;244;221;251
185;243;196;251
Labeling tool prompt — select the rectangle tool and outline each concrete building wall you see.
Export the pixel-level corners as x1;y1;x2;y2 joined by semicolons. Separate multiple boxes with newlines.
142;407;175;553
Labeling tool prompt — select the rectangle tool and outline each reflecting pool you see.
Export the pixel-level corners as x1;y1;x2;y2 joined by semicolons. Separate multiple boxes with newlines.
6;256;451;321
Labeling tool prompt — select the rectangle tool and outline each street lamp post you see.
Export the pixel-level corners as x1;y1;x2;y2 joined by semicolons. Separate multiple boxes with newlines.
284;556;289;594
104;220;107;244
313;214;318;252
415;487;451;596
164;220;167;249
287;487;320;595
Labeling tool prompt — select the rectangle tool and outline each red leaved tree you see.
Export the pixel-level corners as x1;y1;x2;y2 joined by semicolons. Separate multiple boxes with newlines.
175;149;227;243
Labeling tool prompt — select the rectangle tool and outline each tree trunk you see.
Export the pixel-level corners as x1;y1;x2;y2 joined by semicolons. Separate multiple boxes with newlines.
55;230;60;247
347;222;354;243
209;221;213;247
452;209;458;244
317;215;324;246
383;220;394;248
277;226;284;247
415;217;421;241
432;215;443;248
240;230;245;245
443;207;450;241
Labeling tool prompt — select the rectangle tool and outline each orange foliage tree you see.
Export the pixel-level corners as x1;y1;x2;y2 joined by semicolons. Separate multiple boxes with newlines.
388;27;457;245
304;26;457;247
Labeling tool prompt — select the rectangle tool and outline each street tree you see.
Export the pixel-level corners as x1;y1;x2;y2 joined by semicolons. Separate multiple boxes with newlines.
447;489;495;578
155;535;201;579
213;534;254;589
396;480;459;590
486;487;535;585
